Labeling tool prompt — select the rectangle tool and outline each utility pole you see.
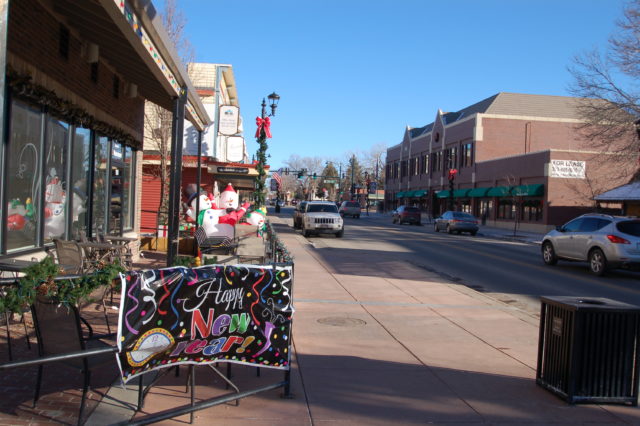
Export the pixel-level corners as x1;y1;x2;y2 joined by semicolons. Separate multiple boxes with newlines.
350;155;355;200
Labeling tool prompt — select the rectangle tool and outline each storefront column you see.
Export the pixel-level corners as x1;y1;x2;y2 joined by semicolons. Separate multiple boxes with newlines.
167;88;187;267
0;0;8;247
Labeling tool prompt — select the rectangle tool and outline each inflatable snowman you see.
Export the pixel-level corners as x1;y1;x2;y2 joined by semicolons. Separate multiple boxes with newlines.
44;172;66;238
184;184;214;223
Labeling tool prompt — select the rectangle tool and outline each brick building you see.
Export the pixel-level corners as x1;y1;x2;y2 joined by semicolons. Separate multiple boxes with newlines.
0;0;209;258
385;93;632;233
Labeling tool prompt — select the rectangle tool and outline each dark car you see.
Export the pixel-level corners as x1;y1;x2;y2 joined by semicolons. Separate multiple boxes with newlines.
392;206;421;225
434;211;479;235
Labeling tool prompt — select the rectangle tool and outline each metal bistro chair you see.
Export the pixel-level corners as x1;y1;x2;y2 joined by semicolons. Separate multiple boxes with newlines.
31;294;115;426
49;239;114;334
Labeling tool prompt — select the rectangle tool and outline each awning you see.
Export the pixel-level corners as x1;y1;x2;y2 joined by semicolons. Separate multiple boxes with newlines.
453;189;470;198
413;190;428;197
404;190;415;197
468;187;490;197
511;184;544;197
436;190;450;198
487;186;511;197
396;191;405;198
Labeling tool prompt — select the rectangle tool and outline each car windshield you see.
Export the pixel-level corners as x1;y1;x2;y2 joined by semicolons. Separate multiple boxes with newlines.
404;207;420;212
617;220;640;237
307;204;338;213
346;202;360;208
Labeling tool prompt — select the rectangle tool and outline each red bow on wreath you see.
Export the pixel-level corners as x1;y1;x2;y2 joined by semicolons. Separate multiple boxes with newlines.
255;116;272;139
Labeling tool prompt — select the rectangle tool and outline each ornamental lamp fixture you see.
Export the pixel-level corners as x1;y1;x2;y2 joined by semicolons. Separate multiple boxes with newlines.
267;92;280;116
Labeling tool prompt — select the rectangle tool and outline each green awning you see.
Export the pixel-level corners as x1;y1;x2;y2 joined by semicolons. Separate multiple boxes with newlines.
511;184;544;197
436;190;450;198
467;187;490;197
413;190;428;197
404;190;415;197
396;191;405;198
453;189;470;198
487;186;511;197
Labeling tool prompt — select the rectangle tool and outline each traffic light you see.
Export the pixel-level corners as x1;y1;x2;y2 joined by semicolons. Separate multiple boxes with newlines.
312;173;317;180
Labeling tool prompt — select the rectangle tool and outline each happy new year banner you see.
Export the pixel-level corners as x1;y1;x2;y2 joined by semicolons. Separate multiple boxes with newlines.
116;265;294;382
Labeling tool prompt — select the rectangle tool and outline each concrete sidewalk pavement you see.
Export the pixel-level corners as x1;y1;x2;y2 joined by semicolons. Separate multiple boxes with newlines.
117;215;640;425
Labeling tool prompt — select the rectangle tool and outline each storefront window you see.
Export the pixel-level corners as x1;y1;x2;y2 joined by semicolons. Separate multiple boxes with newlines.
43;117;70;242
522;199;543;222
498;200;515;219
92;135;109;237
70;127;91;239
5;100;42;251
109;142;124;234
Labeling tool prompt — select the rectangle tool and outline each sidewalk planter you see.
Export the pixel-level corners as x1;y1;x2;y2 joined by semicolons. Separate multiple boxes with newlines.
536;296;640;405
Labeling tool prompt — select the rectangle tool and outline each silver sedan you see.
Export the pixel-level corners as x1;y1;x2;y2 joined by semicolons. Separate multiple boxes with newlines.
434;211;479;235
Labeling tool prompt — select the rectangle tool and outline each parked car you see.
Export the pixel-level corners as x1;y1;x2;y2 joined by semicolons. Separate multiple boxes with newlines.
392;206;422;225
434;211;479;235
339;201;362;218
541;213;640;276
301;201;344;238
292;201;308;229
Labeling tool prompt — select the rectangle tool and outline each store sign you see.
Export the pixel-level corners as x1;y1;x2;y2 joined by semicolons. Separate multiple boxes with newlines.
219;105;240;135
217;167;249;174
226;136;245;162
550;160;585;179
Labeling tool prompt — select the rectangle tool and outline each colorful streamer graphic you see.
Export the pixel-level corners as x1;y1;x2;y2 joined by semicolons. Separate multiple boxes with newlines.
116;265;294;382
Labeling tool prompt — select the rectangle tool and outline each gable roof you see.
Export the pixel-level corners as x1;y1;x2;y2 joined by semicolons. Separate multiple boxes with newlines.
409;92;585;140
594;182;640;201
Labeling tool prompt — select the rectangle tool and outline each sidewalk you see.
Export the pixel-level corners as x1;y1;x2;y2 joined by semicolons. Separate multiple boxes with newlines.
105;215;639;424
2;215;638;425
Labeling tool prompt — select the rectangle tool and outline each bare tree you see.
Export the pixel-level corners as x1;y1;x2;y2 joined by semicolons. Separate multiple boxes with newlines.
568;0;640;183
143;0;195;227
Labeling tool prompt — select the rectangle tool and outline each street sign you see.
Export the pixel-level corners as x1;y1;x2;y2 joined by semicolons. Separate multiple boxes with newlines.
368;181;377;194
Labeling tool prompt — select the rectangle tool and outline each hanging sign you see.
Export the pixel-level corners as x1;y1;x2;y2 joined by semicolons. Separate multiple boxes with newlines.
217;166;249;174
226;136;245;162
219;105;240;135
550;160;585;179
116;265;294;383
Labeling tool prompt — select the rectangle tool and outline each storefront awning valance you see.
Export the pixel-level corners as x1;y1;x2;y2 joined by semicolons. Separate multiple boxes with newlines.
453;189;470;198
396;191;405;198
404;190;415;197
511;184;544;197
413;190;428;197
487;186;511;197
467;187;490;197
436;190;450;198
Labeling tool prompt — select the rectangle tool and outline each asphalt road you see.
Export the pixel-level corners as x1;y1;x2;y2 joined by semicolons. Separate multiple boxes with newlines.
275;207;640;317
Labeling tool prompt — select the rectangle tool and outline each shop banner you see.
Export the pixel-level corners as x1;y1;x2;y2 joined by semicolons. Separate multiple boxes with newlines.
116;265;294;382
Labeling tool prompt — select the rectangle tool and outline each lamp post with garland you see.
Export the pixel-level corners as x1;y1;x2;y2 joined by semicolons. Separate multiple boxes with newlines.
254;92;280;208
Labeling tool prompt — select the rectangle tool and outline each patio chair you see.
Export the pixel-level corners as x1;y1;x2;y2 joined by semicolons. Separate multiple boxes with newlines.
49;239;114;333
31;294;116;426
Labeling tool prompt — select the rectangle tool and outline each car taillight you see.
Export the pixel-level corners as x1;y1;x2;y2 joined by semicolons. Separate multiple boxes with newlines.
607;235;630;244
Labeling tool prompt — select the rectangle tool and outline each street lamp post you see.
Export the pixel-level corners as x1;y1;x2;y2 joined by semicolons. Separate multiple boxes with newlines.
254;92;280;208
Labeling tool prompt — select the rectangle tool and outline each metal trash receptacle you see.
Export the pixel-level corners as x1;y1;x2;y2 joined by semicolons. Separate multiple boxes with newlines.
536;296;640;405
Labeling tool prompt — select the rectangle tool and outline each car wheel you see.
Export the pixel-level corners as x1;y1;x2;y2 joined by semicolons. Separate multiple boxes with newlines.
336;228;344;238
357;215;360;219
416;222;421;226
447;225;453;234
392;217;396;224
542;241;558;265
470;231;477;236
302;226;310;238
434;224;439;232
589;248;607;276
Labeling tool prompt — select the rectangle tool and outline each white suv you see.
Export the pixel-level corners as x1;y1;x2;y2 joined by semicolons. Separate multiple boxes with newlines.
302;201;344;238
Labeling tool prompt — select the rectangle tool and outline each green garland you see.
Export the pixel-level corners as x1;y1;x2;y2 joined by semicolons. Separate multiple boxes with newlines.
0;257;125;314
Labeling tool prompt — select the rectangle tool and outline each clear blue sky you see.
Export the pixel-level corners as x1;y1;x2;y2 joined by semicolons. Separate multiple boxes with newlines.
158;0;626;169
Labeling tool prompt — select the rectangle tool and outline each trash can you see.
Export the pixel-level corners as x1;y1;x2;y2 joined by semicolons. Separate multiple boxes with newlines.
536;296;640;405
